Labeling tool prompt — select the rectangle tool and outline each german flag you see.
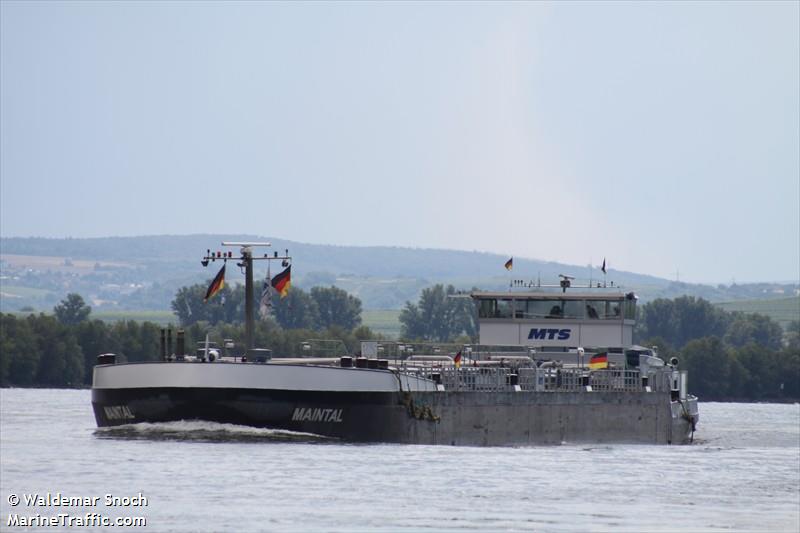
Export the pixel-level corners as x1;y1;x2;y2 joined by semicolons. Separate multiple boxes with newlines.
504;257;513;270
588;352;608;370
453;351;462;368
271;265;291;298
204;264;226;302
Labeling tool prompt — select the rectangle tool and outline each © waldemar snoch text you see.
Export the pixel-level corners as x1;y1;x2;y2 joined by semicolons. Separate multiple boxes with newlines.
6;492;148;529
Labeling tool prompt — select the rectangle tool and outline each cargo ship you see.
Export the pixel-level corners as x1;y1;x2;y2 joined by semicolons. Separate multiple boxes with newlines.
92;243;699;445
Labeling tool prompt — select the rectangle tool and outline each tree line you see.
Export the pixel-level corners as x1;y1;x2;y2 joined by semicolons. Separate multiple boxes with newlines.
1;297;160;387
171;283;362;331
1;287;797;401
0;289;374;388
636;296;799;401
399;284;478;342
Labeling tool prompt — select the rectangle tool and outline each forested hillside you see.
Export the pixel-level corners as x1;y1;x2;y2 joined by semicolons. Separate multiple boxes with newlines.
2;235;797;312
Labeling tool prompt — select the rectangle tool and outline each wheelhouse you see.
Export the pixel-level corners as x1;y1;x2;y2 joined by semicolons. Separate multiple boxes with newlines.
471;291;637;349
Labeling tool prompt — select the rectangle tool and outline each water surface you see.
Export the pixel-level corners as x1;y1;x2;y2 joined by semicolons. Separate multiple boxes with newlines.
1;389;798;532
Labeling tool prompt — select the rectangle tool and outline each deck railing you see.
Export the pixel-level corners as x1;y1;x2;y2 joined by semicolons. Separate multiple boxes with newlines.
398;364;682;394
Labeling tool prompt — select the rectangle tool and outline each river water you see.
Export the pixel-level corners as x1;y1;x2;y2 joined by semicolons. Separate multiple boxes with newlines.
0;389;798;532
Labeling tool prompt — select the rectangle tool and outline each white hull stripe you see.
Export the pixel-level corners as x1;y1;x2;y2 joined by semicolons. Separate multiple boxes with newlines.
93;362;437;392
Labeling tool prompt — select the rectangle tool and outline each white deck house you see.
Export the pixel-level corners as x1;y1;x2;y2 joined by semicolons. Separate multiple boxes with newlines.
471;290;637;350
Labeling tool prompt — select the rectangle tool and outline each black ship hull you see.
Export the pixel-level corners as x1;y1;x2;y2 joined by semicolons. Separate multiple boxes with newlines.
92;362;696;445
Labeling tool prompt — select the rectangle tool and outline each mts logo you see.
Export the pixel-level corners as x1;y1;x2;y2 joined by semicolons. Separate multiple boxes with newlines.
528;328;571;340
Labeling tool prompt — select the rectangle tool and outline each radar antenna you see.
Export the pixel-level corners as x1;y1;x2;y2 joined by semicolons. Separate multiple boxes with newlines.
558;274;575;293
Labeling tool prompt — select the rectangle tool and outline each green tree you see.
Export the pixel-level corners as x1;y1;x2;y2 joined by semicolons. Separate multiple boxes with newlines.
54;293;91;325
774;347;800;399
310;286;362;330
732;343;773;399
272;288;320;330
724;313;784;351
30;315;84;387
399;302;425;340
738;345;800;401
680;336;731;399
785;320;800;351
137;321;162;362
75;319;117;384
637;298;678;344
639;296;729;349
110;321;161;363
171;282;245;326
400;285;476;342
0;314;40;386
725;350;750;399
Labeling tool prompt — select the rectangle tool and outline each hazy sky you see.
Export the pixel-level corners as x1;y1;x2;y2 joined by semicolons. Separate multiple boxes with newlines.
1;1;798;283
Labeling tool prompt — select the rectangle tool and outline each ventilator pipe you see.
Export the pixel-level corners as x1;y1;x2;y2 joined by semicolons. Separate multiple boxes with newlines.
538;360;562;369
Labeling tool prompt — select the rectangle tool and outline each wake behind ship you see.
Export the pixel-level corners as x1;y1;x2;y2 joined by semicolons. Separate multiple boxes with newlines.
92;242;699;445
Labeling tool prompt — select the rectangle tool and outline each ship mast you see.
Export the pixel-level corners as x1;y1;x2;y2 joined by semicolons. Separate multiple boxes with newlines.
201;242;291;351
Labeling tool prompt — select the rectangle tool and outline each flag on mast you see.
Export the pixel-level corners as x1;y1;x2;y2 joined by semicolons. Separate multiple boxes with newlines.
271;265;291;298
259;265;274;319
203;264;226;302
453;351;462;368
504;257;513;271
589;352;609;370
601;258;607;275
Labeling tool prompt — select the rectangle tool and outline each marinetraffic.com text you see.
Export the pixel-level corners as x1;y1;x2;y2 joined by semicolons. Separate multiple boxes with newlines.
6;492;148;529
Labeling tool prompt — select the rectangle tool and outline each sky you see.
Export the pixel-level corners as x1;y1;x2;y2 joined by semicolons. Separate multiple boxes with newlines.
1;1;798;284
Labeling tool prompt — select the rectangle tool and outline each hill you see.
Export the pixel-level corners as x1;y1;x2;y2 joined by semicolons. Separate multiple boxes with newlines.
1;235;797;313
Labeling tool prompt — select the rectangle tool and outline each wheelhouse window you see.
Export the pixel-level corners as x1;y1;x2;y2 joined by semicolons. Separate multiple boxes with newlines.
624;298;636;319
526;300;553;319
561;299;583;319
478;298;513;318
479;296;629;320
479;299;496;318
496;299;513;318
510;299;585;319
599;300;622;319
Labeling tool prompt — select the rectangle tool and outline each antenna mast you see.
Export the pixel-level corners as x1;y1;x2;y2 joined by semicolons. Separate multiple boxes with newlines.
202;242;291;352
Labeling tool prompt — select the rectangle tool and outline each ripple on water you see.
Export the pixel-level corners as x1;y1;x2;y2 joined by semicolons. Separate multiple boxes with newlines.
0;390;798;533
93;420;336;443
